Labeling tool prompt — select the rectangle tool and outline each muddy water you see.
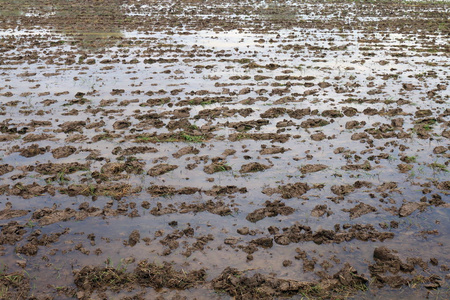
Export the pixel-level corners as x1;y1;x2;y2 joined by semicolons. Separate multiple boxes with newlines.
0;0;449;299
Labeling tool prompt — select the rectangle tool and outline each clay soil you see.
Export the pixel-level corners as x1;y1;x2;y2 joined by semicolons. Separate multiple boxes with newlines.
0;0;449;299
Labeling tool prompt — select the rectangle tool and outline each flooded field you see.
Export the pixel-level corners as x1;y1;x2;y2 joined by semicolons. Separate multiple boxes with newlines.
0;0;449;299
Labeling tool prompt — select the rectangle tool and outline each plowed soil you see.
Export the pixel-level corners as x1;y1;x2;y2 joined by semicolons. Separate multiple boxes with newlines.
0;0;449;299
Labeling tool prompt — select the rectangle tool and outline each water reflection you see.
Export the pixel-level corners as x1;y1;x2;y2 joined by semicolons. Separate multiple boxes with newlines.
0;0;124;48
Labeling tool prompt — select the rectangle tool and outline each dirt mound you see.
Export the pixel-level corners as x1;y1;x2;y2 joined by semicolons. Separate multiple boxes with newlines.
0;221;27;245
0;208;29;220
203;162;231;174
172;146;200;158
0;164;13;176
300;118;329;128
7;183;55;199
16;143;49;157
331;184;355;195
272;223;394;246
300;164;327;174
147;164;178;176
240;162;270;173
135;261;206;289
74;261;205;295
246;200;295;222
63;183;140;199
35;162;89;175
0;272;30;300
260;146;290;155
74;266;133;293
179;200;232;216
212;263;367;299
51;145;76;159
369;247;442;289
112;146;158;156
398;202;427;217
263;182;310;199
343;203;377;219
311;204;331;217
22;133;55;142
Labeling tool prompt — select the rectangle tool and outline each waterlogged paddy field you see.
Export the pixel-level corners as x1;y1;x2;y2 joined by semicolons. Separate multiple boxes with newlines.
0;0;449;299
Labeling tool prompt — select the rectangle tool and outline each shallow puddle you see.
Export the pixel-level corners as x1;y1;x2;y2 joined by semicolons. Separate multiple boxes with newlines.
0;0;449;299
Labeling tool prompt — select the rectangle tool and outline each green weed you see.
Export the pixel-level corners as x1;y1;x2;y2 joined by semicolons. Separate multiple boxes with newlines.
429;162;448;173
136;136;152;142
181;133;204;143
403;156;417;163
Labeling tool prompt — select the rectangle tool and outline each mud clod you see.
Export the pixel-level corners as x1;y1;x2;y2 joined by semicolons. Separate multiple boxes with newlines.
147;164;178;176
247;200;294;223
52;146;77;159
1;1;449;298
128;230;140;247
344;203;377;219
240;162;270;173
300;164;327;174
263;182;310;199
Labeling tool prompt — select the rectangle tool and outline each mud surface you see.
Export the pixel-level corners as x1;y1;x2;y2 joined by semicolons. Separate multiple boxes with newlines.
0;0;449;299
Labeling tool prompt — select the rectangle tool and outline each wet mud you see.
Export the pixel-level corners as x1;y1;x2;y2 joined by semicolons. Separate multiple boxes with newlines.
0;0;449;299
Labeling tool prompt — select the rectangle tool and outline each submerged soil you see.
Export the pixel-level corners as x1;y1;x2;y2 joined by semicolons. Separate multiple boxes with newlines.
0;0;449;299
